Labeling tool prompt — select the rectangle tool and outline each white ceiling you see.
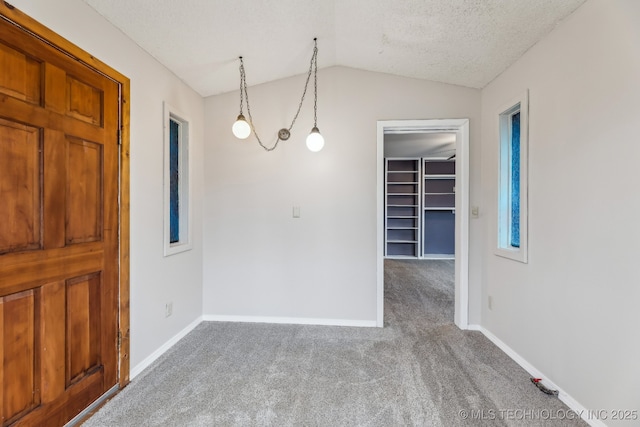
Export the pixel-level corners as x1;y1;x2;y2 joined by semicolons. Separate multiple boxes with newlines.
83;0;586;97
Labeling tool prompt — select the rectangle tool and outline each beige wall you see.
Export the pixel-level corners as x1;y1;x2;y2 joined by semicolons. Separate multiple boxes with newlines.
203;66;482;323
479;0;640;421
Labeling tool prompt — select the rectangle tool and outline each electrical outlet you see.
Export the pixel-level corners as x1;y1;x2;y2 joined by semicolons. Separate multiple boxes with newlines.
165;302;173;317
488;296;493;311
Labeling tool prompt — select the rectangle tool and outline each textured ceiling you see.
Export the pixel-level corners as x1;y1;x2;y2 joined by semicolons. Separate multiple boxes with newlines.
83;0;586;97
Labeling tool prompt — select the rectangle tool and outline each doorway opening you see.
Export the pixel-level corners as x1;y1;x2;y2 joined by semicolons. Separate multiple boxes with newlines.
376;119;469;329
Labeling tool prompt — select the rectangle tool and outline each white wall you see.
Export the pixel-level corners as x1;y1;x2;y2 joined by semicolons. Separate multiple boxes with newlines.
480;0;640;422
203;67;482;324
9;0;205;373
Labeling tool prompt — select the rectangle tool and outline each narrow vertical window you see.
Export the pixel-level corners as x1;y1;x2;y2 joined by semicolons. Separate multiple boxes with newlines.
497;91;528;263
510;112;520;248
169;119;180;244
164;102;191;256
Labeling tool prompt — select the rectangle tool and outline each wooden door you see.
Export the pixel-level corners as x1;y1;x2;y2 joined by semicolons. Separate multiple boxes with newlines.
0;13;121;426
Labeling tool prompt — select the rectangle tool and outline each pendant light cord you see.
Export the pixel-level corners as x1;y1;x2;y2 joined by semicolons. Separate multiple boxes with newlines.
238;38;319;151
238;58;244;116
313;38;318;128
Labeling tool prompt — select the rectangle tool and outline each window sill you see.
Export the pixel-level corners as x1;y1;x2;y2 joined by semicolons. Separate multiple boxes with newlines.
495;247;528;263
164;241;193;257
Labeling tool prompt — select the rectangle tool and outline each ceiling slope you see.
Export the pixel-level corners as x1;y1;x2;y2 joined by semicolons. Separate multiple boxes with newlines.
83;0;586;96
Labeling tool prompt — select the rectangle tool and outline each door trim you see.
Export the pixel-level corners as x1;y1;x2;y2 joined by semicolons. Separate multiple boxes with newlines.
377;119;470;329
0;3;131;387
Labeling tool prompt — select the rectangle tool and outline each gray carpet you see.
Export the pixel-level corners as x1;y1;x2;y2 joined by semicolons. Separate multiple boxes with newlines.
84;260;586;426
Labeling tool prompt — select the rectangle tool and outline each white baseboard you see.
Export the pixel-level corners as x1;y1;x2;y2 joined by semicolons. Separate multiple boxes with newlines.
203;314;377;328
467;324;606;427
130;316;203;380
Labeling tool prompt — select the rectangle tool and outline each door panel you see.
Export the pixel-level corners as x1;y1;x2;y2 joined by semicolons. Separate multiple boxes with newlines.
66;273;102;386
1;290;39;425
66;76;103;126
0;41;42;105
66;137;103;244
0;119;42;255
0;13;120;427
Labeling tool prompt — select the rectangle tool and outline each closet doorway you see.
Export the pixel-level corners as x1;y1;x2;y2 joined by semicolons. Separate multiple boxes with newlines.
384;135;456;260
376;120;470;329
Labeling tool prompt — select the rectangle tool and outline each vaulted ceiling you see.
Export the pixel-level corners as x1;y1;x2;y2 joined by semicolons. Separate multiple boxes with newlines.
83;0;586;97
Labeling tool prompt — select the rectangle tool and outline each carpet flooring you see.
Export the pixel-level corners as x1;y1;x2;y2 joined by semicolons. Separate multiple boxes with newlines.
83;260;586;426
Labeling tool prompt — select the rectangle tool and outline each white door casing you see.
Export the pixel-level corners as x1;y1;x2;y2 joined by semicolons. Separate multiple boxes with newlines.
377;119;470;329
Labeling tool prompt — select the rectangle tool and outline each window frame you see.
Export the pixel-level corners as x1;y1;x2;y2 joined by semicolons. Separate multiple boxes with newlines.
496;90;529;263
163;102;192;256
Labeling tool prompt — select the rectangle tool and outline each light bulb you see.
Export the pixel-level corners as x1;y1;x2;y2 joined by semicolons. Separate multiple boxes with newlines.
306;126;324;152
232;114;251;139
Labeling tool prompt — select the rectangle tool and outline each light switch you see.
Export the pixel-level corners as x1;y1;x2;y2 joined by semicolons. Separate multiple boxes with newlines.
471;206;479;218
293;206;301;218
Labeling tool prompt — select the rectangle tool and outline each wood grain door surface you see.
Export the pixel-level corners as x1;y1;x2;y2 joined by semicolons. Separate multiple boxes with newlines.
0;14;120;426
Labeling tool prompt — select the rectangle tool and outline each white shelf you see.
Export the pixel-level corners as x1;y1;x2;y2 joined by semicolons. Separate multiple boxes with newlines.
385;255;419;259
422;159;456;257
385;158;421;258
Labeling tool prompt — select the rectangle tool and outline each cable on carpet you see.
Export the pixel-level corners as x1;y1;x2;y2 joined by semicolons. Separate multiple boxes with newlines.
531;378;559;396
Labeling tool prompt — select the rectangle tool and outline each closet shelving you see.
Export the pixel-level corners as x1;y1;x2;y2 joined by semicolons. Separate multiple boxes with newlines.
385;159;420;258
423;159;455;210
422;159;456;258
384;157;456;259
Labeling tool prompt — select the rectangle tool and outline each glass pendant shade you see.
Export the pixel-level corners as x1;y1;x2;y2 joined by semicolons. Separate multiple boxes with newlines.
306;127;324;152
232;115;251;139
232;39;322;151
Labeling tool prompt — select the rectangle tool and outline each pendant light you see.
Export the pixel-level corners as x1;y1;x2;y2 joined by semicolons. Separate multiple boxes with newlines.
232;38;324;152
305;43;324;152
232;114;251;139
306;127;324;152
